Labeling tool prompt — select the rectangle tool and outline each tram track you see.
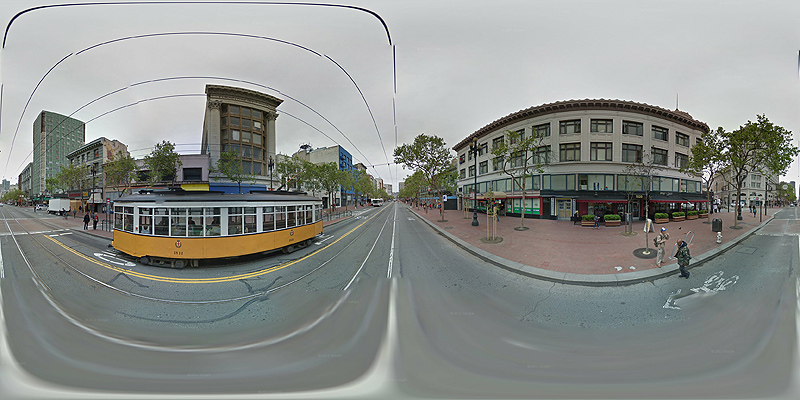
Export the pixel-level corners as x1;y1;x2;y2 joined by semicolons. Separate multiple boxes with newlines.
2;205;394;353
2;204;393;304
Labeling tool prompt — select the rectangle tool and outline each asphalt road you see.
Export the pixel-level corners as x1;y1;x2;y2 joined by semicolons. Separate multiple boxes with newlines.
1;203;798;399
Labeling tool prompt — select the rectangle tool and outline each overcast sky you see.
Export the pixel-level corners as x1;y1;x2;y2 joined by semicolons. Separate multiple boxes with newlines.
1;0;799;190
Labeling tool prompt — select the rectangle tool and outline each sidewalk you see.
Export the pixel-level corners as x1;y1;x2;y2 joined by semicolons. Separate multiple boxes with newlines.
411;205;777;286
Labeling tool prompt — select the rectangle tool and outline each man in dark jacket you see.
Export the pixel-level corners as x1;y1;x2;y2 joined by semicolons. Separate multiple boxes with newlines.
675;239;691;278
83;213;90;230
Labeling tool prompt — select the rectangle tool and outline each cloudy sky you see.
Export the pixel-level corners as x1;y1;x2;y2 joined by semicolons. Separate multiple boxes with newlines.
1;0;799;190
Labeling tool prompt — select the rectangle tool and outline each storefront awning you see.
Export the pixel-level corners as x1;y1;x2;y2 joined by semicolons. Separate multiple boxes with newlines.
576;199;628;203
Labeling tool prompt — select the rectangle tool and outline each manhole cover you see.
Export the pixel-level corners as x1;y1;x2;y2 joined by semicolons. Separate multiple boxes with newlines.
735;246;757;254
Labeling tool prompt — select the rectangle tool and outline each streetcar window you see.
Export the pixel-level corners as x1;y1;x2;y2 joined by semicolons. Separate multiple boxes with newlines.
263;208;274;232
139;207;152;215
189;208;203;215
274;206;286;230
228;207;243;235
205;216;221;236
171;216;186;237
315;205;322;222
306;205;313;224
244;214;256;233
153;208;169;235
114;206;122;214
124;207;134;214
139;216;152;235
114;212;123;230
286;206;297;228
204;208;221;237
123;214;134;232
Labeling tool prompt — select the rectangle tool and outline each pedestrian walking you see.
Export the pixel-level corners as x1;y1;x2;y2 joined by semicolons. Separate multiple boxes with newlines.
753;205;757;218
674;239;691;278
655;227;669;267
93;213;99;230
83;213;90;230
593;214;600;229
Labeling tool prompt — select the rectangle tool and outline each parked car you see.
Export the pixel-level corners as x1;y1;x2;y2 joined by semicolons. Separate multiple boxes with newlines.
34;204;47;211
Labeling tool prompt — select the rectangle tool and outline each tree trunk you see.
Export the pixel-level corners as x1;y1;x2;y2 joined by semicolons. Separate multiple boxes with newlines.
520;189;526;229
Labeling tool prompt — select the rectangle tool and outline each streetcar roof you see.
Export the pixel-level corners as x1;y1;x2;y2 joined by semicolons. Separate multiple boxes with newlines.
114;191;322;204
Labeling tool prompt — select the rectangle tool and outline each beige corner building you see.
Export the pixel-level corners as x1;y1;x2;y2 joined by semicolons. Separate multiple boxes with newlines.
201;85;281;188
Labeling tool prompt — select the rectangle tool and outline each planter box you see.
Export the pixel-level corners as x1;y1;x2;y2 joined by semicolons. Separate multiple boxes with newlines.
671;216;685;222
581;220;595;227
655;218;669;224
686;214;698;220
604;220;621;227
698;213;708;218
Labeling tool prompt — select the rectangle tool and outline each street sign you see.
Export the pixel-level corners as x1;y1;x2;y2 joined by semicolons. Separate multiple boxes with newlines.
442;195;447;202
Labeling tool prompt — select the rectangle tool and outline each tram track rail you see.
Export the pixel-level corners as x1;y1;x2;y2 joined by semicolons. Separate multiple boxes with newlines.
1;204;392;305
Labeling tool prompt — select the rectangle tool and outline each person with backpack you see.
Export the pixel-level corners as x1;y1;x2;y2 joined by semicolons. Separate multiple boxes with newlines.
675;239;691;279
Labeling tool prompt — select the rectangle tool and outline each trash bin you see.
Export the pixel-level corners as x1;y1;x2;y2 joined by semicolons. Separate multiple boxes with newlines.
712;218;722;232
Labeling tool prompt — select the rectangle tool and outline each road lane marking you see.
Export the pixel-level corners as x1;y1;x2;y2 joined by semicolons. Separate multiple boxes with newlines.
343;207;392;291
93;252;136;267
388;204;397;279
41;205;392;284
663;270;739;310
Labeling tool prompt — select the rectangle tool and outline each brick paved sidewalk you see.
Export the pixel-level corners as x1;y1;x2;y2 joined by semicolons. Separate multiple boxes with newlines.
412;205;775;276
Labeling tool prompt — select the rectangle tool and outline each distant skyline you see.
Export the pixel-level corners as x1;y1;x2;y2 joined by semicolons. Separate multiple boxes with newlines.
2;0;799;191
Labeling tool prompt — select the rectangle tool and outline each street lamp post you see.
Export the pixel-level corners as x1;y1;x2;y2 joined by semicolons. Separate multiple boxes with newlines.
470;139;479;227
268;156;275;190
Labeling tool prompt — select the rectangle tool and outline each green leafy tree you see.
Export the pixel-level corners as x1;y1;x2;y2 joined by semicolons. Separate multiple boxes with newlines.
2;188;25;204
717;115;798;228
143;140;182;187
45;176;60;195
490;129;550;230
353;170;374;205
210;150;256;194
55;163;89;207
394;133;453;222
104;150;138;197
400;171;425;206
682;127;727;223
311;162;346;212
777;181;797;204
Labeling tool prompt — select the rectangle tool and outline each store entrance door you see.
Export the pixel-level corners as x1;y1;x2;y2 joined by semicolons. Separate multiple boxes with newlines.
556;199;572;219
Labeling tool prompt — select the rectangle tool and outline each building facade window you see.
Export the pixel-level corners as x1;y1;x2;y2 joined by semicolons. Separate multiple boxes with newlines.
590;142;612;161
559;143;580;161
559;119;581;135
533;123;551;137
652;125;669;141
509;129;525;145
479;161;488;174
493;156;504;171
534;146;551;164
652;147;668;166
623;121;644;136
653;176;679;192
468;165;475;177
590;119;613;133
478;142;488;156
510;151;526;168
548;174;575;191
492;136;504;150
460;169;466;179
183;168;202;181
622;144;643;163
578;174;614;190
675;152;688;169
618;174;646;191
676;132;689;147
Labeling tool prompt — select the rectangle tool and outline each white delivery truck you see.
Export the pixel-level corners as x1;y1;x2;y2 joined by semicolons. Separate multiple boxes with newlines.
48;198;71;215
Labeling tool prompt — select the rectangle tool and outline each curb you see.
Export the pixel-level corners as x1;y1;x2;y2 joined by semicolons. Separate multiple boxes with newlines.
409;207;775;287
